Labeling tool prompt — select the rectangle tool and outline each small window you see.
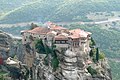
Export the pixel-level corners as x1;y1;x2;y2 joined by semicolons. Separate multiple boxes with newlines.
81;38;86;40
55;41;60;44
81;42;86;44
65;41;69;44
77;42;79;45
61;41;65;44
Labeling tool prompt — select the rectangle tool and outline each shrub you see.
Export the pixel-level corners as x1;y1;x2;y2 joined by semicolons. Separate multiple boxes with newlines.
35;39;59;71
99;52;105;60
51;57;59;71
35;39;46;54
87;66;97;76
89;37;96;47
89;49;94;57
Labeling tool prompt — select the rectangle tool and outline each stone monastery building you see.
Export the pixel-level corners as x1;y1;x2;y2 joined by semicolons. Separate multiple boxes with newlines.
21;22;91;53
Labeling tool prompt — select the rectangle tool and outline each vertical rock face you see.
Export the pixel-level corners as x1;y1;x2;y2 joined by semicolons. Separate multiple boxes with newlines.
32;46;112;80
58;49;92;80
22;37;112;80
0;31;12;59
61;50;78;80
0;31;23;60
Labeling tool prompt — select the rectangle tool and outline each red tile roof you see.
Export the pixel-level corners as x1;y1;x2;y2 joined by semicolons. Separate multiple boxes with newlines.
55;34;68;40
47;31;57;35
69;29;81;39
28;27;43;33
50;26;67;30
69;29;82;34
21;22;91;40
69;34;80;39
24;27;50;34
69;29;89;38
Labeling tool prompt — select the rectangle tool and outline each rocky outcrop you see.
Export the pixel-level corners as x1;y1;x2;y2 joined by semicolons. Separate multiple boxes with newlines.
57;49;91;80
0;31;24;61
0;31;12;59
32;47;112;80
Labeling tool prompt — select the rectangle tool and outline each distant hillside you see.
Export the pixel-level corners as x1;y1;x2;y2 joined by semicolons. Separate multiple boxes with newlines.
0;0;38;12
1;0;120;24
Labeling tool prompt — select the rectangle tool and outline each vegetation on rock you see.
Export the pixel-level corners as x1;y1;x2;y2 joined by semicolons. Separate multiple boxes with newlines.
87;66;97;76
35;39;46;54
99;52;105;60
96;48;99;62
35;39;59;71
89;49;94;57
89;37;96;48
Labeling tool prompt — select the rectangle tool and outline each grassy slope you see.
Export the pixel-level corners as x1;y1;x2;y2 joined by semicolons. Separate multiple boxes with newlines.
0;0;38;12
0;0;42;20
65;24;120;80
1;0;120;24
109;60;120;80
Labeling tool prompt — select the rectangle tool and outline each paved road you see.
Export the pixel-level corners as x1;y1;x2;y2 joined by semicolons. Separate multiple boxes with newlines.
0;18;120;28
57;18;120;25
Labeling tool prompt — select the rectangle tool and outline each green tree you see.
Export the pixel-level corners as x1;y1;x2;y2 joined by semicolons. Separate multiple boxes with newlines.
30;23;38;30
90;37;96;47
35;39;46;54
48;40;59;71
96;48;99;62
51;57;59;71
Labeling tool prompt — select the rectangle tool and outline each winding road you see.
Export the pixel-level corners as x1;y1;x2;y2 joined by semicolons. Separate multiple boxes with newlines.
0;18;120;28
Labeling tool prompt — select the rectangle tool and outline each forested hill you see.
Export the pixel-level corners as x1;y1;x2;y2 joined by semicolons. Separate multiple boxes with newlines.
0;0;120;24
